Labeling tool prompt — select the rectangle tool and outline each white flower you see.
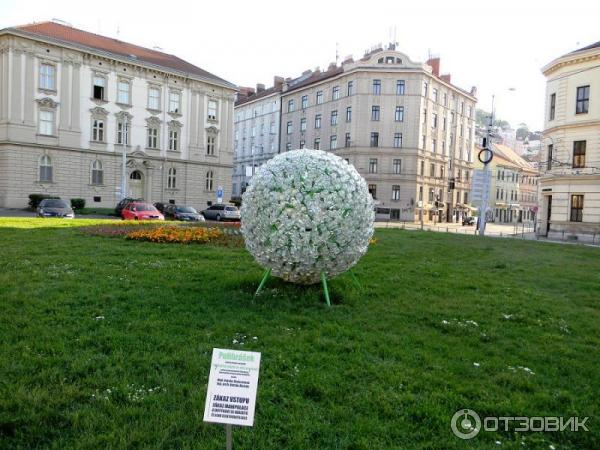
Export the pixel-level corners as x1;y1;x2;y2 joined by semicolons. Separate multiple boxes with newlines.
473;362;480;367
241;149;374;284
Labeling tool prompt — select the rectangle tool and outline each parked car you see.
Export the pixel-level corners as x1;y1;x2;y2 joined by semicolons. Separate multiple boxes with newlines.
37;198;75;218
165;205;205;222
462;216;476;226
115;197;143;216
121;202;164;221
153;202;169;213
201;204;241;221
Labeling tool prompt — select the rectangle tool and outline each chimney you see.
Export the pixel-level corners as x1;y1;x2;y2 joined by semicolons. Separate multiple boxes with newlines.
342;55;354;65
470;86;478;97
273;76;284;89
440;74;452;84
427;57;441;77
327;62;337;71
302;69;312;76
256;83;265;92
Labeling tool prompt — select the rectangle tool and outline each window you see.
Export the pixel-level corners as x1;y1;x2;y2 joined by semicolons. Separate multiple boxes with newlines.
287;121;293;134
432;88;438;103
422;134;426;149
165;167;176;189
39;155;52;182
286;142;292;151
423;81;428;97
93;75;106;100
440;165;444;179
92;119;104;142
301;95;308;109
207;135;216;155
117;121;130;145
368;184;377;200
347;81;354;96
38;110;54;135
169;128;179;151
330;135;337;150
169;91;181;114
314;137;320;150
576;86;589;114
207;100;217;120
91;160;103;185
345;132;351;147
316;91;323;104
331;110;338;125
206;170;214;191
371;106;380;121
270;121;275;134
148;86;161;110
315;114;322;129
288;99;295;112
573;140;586;168
396;80;405;95
570;195;584;222
393;159;401;174
420;160;424;175
547;144;553;170
419;186;423;201
147;127;159;149
299;140;305;149
432;113;438;129
39;63;56;91
369;158;378;173
432;139;437;153
392;185;400;201
373;80;381;95
464;192;469;204
429;188;434;202
300;118;307;132
394;133;403;148
548;93;556;120
395;106;404;122
370;132;379;147
332;86;340;100
346;106;352;122
117;80;131;104
430;163;435;177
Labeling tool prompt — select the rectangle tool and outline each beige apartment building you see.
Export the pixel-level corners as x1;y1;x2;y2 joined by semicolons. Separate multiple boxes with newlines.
540;40;600;242
0;21;236;209
279;45;477;222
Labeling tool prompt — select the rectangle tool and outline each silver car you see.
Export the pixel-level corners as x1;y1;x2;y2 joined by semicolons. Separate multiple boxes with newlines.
201;204;241;221
37;198;75;218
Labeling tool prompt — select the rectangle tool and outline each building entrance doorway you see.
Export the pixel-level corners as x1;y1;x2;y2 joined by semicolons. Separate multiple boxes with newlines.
129;170;144;199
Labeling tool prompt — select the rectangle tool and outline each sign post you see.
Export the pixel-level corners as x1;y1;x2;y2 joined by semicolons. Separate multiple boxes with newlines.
203;348;261;449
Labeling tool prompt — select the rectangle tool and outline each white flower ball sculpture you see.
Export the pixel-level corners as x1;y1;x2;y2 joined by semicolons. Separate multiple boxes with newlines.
241;149;375;285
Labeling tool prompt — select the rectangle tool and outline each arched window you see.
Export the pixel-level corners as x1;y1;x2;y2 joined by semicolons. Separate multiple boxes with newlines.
167;167;176;189
206;170;214;191
39;155;52;182
91;160;103;185
130;170;142;180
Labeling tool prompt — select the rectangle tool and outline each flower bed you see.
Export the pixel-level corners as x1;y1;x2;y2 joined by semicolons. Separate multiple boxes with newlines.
126;225;223;244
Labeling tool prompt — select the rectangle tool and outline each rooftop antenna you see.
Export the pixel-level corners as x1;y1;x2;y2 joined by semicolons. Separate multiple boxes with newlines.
335;42;339;65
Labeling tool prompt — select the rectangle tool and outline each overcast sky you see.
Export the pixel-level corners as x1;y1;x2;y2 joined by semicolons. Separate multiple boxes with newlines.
3;0;600;130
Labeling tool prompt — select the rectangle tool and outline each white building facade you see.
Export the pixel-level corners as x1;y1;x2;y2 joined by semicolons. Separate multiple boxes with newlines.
232;78;283;199
540;40;600;242
0;21;236;209
279;47;477;223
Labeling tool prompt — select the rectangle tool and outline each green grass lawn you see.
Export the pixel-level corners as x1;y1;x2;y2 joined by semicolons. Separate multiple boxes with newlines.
1;218;599;449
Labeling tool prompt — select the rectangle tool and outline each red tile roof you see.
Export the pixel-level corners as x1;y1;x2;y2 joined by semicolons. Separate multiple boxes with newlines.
3;21;235;88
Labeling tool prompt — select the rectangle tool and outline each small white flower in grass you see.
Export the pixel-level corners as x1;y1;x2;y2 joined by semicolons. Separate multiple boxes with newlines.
465;320;479;327
232;339;238;344
94;316;105;320
549;445;556;450
441;320;449;325
502;314;513;319
473;362;480;367
495;441;502;445
252;336;258;340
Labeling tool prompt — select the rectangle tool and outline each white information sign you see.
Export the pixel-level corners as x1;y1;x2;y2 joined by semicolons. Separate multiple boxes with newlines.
203;348;261;427
470;169;492;204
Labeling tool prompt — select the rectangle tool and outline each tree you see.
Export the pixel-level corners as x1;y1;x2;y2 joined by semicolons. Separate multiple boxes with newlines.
475;109;511;130
516;123;529;140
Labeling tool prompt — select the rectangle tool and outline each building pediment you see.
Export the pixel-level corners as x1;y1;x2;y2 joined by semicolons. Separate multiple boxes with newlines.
205;125;219;134
168;119;183;129
90;106;109;117
36;97;59;109
115;110;133;121
146;116;162;126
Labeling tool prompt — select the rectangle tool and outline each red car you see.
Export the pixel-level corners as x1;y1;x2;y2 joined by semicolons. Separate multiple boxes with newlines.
121;202;165;221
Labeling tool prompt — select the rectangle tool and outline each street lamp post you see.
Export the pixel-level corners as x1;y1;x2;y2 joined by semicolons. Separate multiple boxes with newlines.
121;125;127;200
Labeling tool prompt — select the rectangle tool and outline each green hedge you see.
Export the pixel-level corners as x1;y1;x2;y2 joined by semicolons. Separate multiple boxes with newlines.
70;198;86;210
28;194;59;210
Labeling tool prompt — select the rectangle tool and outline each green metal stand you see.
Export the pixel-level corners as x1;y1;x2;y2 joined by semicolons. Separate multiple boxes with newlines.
321;272;331;307
254;268;271;296
349;269;362;290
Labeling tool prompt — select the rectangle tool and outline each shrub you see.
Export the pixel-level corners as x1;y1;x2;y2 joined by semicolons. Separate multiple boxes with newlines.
28;194;59;210
70;198;86;210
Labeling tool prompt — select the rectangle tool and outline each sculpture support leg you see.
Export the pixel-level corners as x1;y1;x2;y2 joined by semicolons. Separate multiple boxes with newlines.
349;270;362;290
255;268;271;296
321;272;331;307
